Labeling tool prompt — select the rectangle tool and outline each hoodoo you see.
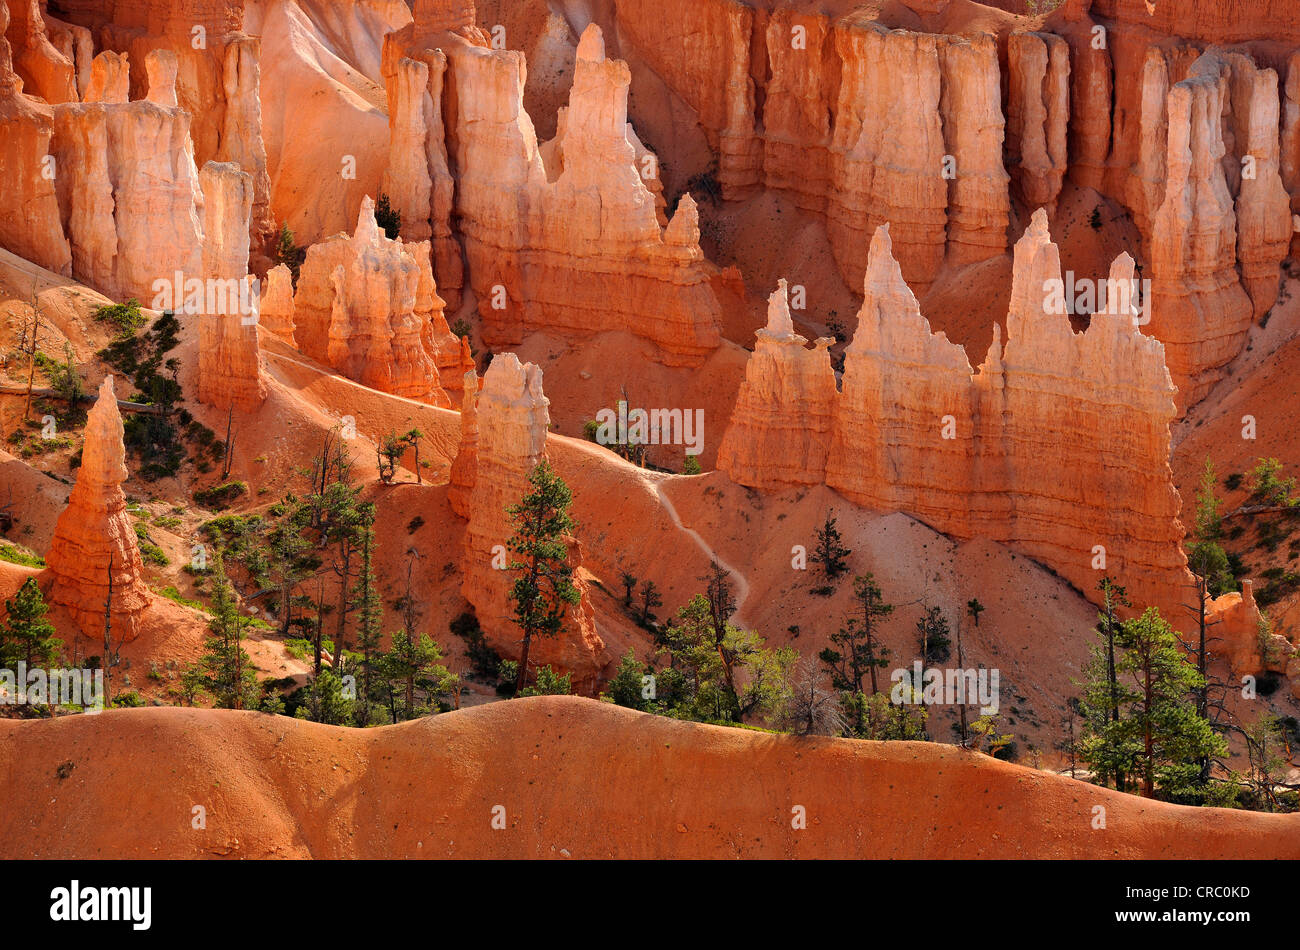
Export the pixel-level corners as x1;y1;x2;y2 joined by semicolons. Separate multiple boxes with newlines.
197;160;266;413
456;354;606;689
715;279;837;489
293;197;452;407
45;378;150;641
448;24;725;366
722;212;1190;617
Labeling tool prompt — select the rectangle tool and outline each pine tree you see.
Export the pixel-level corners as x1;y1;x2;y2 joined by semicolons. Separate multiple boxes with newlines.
812;511;852;579
265;494;315;639
506;460;582;693
704;559;739;701
619;571;637;609
638;579;662;624
1089;576;1130;791
916;605;951;664
0;578;62;670
819;573;893;733
192;556;260;710
374;193;402;240
1080;607;1225;799
383;630;457;720
1185;458;1230;783
603;649;650;710
352;528;382;725
517;665;572;697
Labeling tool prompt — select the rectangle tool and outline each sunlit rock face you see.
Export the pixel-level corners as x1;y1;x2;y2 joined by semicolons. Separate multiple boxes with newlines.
722;214;1190;619
447;24;724;367
46;377;151;642
293;197;451;407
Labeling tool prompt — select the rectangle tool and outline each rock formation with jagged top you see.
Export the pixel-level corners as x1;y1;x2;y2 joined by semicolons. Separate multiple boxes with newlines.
293;197;451;407
447;24;724;366
715;279;837;489
45;377;150;641
0;1;73;276
721;212;1189;617
49;49;204;301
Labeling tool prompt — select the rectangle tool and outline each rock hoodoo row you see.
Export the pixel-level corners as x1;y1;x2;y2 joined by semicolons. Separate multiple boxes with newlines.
447;24;725;367
721;212;1189;617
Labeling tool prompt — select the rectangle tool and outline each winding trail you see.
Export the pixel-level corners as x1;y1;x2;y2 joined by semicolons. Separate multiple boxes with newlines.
652;477;752;628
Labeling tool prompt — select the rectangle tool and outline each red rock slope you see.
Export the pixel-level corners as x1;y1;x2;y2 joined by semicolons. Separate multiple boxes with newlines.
1;697;1296;859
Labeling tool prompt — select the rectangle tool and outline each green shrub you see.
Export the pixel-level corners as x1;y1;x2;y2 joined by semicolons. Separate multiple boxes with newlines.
0;543;45;568
94;299;147;336
194;481;248;511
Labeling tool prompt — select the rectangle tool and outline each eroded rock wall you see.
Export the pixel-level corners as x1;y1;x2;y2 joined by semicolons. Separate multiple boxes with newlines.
722;212;1189;616
293;196;451;406
449;24;723;366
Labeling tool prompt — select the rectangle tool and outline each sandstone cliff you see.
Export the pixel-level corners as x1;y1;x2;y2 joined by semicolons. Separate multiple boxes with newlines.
457;354;606;689
294;196;451;407
1284;50;1300;255
259;263;297;347
218;34;275;258
1007;31;1069;215
0;2;72;276
448;24;724;366
45;377;150;642
4;0;78;103
447;367;479;519
412;239;475;402
1147;53;1259;411
722;213;1189;617
380;50;463;310
601;2;1022;294
51;51;205;302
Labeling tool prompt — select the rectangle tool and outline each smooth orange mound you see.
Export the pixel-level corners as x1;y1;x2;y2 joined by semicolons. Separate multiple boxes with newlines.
2;697;1297;859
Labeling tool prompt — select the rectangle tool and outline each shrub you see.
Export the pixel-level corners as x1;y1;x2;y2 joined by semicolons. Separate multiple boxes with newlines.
94;299;147;336
194;481;248;511
0;543;45;568
375;193;402;240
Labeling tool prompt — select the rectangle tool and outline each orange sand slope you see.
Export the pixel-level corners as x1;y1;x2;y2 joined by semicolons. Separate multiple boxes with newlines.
2;697;1296;860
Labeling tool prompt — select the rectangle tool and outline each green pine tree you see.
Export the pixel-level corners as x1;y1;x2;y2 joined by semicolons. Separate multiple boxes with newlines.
1080;607;1226;799
0;578;62;670
191;556;260;710
506;460;582;693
